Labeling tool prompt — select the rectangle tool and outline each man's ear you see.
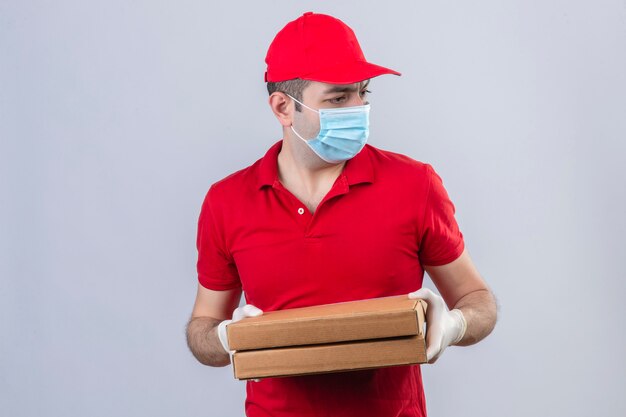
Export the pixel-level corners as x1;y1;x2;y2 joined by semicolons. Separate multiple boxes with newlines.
268;92;293;127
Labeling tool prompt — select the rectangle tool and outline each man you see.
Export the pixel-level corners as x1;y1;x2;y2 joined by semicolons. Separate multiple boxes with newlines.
186;11;497;417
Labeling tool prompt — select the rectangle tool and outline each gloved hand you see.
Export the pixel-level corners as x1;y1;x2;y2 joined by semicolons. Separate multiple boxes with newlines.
408;288;467;364
217;304;264;354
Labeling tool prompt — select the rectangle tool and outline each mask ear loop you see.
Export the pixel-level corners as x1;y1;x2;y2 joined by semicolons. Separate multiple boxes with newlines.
290;125;309;142
286;94;320;143
285;94;319;113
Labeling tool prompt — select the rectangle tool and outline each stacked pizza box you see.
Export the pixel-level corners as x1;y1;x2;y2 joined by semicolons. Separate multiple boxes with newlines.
227;294;428;380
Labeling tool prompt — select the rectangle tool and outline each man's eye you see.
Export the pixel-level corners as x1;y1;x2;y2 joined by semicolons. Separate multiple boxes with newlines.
360;89;372;96
330;96;347;103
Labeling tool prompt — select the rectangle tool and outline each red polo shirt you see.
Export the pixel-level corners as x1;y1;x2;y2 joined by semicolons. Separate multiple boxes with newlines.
196;140;465;417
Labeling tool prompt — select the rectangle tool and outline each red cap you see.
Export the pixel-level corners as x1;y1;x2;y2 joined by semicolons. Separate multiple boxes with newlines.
264;12;401;83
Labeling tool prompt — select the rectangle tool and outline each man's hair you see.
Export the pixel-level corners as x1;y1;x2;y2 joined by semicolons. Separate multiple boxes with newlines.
266;78;310;112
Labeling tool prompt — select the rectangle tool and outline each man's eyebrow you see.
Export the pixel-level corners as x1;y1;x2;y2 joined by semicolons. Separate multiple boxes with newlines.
322;82;368;94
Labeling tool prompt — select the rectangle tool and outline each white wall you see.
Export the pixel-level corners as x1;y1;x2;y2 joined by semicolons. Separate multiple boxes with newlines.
1;1;624;416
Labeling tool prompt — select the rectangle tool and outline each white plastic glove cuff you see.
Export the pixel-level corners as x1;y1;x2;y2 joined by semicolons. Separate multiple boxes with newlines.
217;319;233;354
449;308;467;345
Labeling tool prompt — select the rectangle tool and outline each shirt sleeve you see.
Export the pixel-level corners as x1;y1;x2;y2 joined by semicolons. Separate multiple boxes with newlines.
196;185;241;290
418;164;465;266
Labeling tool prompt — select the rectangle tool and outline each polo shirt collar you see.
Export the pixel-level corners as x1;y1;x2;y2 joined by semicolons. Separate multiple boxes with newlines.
257;140;375;189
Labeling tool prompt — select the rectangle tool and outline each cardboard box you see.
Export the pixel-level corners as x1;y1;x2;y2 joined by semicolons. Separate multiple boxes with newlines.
228;295;426;350
228;295;427;380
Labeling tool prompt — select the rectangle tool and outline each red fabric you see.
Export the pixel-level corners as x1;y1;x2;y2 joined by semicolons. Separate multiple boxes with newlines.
264;12;401;83
196;140;465;417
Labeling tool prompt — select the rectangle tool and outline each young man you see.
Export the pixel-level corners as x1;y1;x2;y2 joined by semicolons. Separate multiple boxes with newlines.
186;12;497;417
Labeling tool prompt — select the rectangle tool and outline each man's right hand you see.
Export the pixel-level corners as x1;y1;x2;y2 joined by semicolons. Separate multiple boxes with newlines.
187;285;264;373
217;304;264;354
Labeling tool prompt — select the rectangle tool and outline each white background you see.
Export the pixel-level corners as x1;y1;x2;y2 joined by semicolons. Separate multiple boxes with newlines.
1;1;625;416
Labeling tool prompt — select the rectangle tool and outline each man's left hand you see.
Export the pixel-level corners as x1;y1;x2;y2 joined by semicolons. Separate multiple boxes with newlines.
408;288;467;364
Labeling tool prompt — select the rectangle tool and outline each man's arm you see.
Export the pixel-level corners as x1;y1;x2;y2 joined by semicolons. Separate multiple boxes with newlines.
185;284;242;367
424;248;498;346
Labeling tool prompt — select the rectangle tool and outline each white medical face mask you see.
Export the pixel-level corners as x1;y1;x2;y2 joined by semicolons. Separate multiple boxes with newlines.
288;95;370;163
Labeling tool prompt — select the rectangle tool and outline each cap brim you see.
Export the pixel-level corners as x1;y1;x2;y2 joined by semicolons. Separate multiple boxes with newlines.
299;60;401;84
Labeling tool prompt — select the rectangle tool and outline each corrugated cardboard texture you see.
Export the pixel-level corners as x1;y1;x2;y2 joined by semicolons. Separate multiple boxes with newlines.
228;295;425;351
233;334;427;380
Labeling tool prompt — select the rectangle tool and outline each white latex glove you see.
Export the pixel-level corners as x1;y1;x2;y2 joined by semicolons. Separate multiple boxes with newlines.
217;304;264;381
217;304;264;353
408;288;467;364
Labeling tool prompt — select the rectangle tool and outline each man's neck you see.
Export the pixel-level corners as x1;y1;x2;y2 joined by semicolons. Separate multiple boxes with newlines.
277;137;346;211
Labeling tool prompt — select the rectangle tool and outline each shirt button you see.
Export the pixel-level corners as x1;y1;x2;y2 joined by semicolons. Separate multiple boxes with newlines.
297;207;305;215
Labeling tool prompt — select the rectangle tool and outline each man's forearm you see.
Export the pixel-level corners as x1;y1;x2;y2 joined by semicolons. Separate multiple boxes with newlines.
186;316;231;367
453;289;498;346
